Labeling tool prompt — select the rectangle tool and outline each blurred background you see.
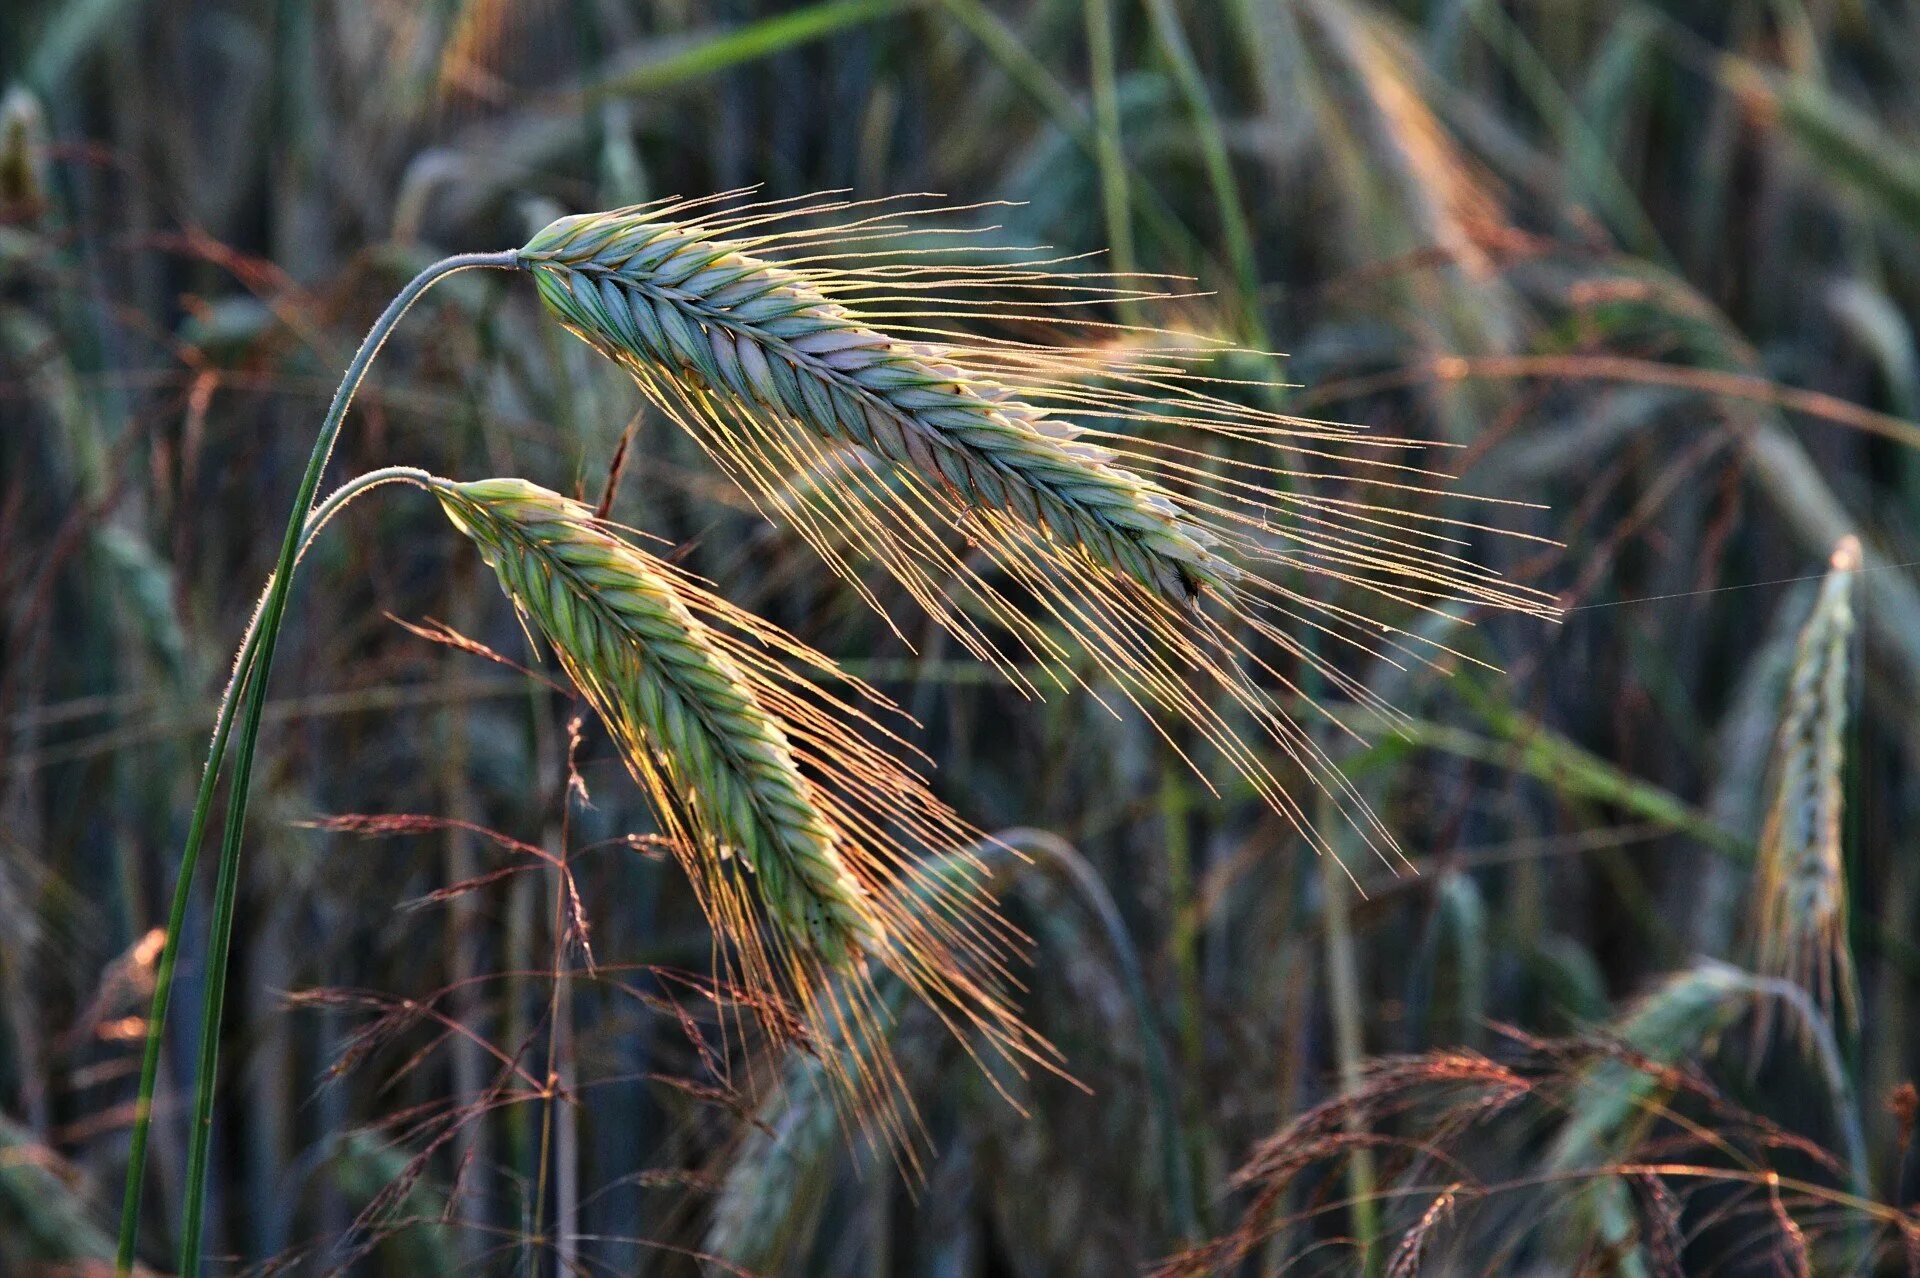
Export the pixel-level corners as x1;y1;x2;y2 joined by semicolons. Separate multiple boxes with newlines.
5;0;1920;1273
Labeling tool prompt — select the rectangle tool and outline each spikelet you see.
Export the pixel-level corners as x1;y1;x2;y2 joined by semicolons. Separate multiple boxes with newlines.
707;842;1021;1265
1753;535;1860;1036
515;191;1559;870
431;476;1047;1142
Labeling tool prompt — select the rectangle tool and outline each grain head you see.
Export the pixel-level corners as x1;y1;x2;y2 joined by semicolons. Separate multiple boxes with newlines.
515;191;1559;872
431;475;1051;1143
703;981;904;1270
1753;535;1860;1036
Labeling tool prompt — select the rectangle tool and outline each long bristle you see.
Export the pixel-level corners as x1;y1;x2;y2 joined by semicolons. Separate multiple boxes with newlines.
517;195;1560;872
431;476;1053;1145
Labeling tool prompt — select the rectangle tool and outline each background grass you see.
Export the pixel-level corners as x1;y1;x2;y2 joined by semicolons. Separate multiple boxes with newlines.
4;0;1920;1272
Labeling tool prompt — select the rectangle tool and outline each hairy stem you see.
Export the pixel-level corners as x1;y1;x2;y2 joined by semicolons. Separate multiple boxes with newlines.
114;619;261;1277
177;254;513;1275
115;254;515;1278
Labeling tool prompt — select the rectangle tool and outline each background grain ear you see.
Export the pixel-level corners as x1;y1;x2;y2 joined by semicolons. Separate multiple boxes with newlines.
8;1;1920;1272
1751;536;1860;1047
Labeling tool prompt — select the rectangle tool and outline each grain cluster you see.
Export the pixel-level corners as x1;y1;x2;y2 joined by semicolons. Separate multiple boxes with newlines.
517;192;1559;872
431;476;1050;1136
1753;535;1860;1030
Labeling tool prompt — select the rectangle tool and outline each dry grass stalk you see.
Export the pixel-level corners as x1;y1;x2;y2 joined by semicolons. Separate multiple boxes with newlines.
1384;1183;1464;1278
1753;535;1860;1037
515;191;1559;872
1155;1020;1892;1276
430;476;1052;1143
1149;1050;1528;1275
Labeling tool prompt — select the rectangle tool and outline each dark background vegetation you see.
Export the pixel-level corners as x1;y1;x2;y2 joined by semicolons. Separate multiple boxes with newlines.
5;0;1920;1272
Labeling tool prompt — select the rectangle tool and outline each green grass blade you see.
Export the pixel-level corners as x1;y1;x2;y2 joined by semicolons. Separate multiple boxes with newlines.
585;0;914;101
1083;0;1135;285
1141;0;1264;340
110;253;517;1276
114;627;261;1276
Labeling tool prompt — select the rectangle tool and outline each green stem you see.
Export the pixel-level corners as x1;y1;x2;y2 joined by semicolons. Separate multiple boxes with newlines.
179;253;512;1275
1139;0;1265;344
115;462;441;1276
1319;831;1379;1274
1159;767;1207;1222
114;471;431;1276
295;467;436;553
114;254;515;1277
114;620;262;1277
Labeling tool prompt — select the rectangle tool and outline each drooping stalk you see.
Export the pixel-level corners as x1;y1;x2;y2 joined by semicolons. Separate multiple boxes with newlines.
172;257;512;1275
179;467;439;1272
114;252;515;1277
992;828;1198;1240
114;467;431;1275
114;618;261;1277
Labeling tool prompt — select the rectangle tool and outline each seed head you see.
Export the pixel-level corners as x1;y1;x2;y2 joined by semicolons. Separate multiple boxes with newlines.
1753;535;1860;1037
435;475;879;965
517;192;1559;871
520;205;1235;604
432;475;1051;1138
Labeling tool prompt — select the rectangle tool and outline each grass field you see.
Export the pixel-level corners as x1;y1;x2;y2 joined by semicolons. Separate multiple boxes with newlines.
5;2;1920;1273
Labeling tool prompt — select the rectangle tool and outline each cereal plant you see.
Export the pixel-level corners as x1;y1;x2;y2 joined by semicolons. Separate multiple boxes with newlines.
110;196;1548;1274
11;5;1920;1275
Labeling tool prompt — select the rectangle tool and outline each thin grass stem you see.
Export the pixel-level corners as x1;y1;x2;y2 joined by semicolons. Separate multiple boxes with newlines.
113;254;517;1277
177;256;515;1274
1139;0;1265;344
112;468;430;1275
113;621;260;1277
1319;833;1380;1274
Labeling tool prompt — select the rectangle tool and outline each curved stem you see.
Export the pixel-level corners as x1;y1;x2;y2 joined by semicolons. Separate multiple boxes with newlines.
178;249;512;1275
115;254;515;1278
297;467;436;556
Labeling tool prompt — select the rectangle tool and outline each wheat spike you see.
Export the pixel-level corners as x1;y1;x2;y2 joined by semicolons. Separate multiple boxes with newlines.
431;476;1050;1143
522;203;1233;604
436;475;878;965
1753;535;1860;1033
516;192;1560;872
704;1054;841;1271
